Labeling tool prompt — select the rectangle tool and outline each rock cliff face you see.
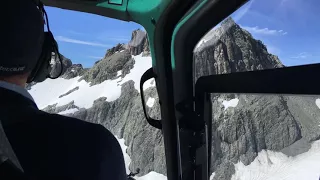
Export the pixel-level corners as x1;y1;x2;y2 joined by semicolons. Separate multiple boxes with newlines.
61;64;86;79
81;50;134;85
34;19;320;179
128;29;149;56
105;43;126;58
72;82;165;175
44;80;166;176
194;17;320;180
194;17;283;80
50;54;73;78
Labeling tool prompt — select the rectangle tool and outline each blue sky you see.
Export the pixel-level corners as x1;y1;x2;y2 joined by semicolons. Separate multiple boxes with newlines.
45;7;142;67
231;0;320;66
46;0;319;67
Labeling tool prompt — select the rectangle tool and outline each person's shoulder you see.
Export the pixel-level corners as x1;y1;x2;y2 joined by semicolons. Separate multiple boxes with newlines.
37;110;123;154
21;108;127;179
38;111;126;172
36;110;112;138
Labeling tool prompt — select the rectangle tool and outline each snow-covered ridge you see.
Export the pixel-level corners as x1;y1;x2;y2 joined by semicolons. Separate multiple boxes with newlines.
28;54;154;109
58;108;79;115
231;140;320;180
117;137;167;180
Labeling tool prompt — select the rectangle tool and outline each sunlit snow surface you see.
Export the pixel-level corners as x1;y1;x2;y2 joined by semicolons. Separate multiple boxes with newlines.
146;97;155;108
210;173;216;180
28;54;153;109
58;108;79;115
116;137;167;180
117;138;131;174
231;140;320;180
222;98;239;110
316;99;320;109
117;70;122;77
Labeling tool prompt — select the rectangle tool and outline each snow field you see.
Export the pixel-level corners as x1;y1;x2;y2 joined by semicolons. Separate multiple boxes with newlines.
146;97;155;108
222;98;239;110
29;54;153;109
231;140;320;180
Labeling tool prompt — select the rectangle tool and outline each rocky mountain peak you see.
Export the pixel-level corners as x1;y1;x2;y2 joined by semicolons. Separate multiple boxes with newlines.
81;50;134;85
61;64;86;79
221;17;237;29
128;29;150;56
105;43;127;58
194;17;283;80
50;54;72;78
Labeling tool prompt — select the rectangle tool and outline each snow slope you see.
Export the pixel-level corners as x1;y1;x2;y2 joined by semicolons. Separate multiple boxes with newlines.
136;172;167;180
316;99;320;109
231;140;320;180
146;97;155;108
117;138;131;174
29;54;153;109
210;173;216;180
222;98;239;110
58;108;79;115
117;137;167;180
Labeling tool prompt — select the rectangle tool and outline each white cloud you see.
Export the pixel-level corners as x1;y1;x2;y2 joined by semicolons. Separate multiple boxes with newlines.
88;56;103;59
55;36;111;47
241;26;288;35
108;37;130;42
291;52;310;59
68;30;85;36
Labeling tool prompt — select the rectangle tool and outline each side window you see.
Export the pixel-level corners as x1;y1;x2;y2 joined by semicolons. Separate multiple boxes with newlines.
194;1;320;179
28;7;166;179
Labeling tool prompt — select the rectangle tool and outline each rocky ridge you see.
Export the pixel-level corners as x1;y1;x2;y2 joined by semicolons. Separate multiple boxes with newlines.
194;17;320;180
128;29;150;56
35;18;320;180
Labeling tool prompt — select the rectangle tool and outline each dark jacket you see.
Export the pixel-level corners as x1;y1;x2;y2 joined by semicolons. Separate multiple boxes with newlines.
0;87;127;180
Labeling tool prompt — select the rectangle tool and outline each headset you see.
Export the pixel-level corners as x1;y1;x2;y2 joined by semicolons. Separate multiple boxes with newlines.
27;0;63;83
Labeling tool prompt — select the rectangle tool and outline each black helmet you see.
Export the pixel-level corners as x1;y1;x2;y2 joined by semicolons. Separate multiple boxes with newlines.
0;0;45;77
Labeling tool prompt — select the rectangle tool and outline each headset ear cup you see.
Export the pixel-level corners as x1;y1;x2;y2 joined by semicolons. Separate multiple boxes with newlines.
27;32;54;83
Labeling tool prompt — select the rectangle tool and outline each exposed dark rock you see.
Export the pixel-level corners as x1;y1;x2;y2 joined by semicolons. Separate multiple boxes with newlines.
142;37;150;57
50;54;72;78
42;101;79;114
193;17;320;180
194;17;283;80
105;43;126;58
69;81;165;176
122;58;135;78
25;82;37;90
61;64;86;79
58;86;79;98
128;29;149;56
81;50;133;85
213;162;235;180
